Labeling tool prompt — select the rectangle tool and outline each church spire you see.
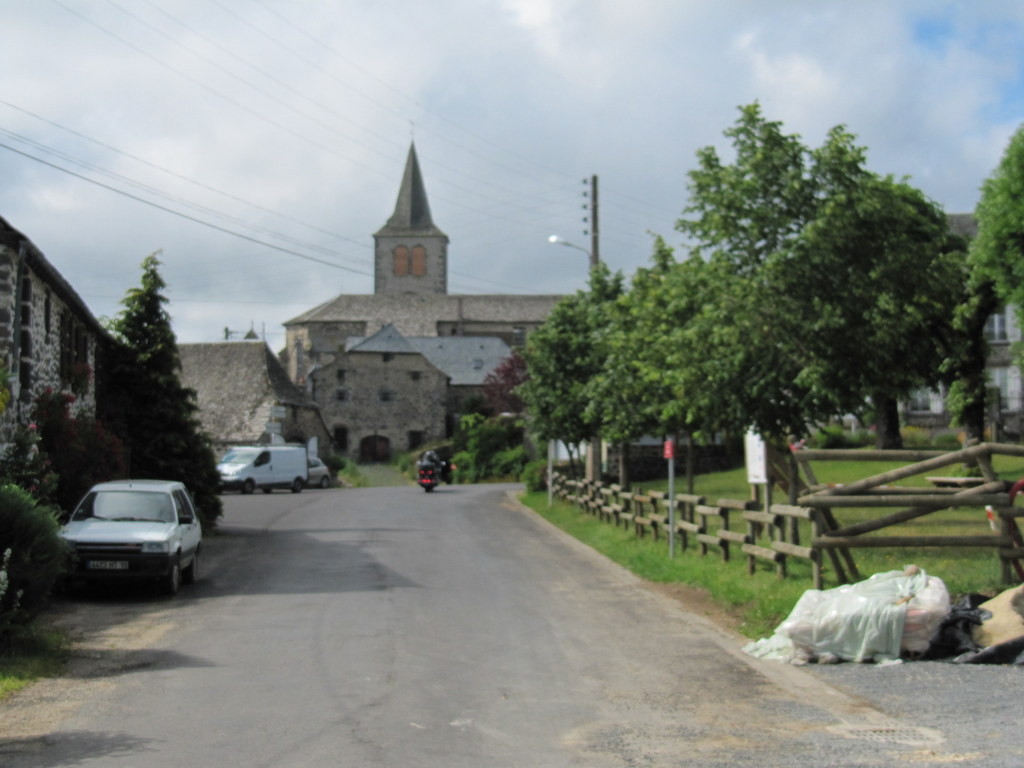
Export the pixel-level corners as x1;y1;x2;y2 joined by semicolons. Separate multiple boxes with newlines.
379;143;444;235
373;144;449;295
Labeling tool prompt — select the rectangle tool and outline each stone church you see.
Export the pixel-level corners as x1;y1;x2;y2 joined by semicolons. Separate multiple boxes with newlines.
283;144;562;461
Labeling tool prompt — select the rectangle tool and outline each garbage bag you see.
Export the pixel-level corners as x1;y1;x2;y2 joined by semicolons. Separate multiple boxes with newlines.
744;566;949;664
920;594;990;660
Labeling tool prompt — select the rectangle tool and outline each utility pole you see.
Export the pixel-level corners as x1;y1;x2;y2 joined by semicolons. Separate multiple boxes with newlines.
588;174;599;269
583;174;602;483
583;175;599;269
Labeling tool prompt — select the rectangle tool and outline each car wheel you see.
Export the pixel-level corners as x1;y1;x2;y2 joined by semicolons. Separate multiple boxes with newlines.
291;478;304;493
164;559;181;596
182;549;199;585
241;478;255;494
319;475;329;489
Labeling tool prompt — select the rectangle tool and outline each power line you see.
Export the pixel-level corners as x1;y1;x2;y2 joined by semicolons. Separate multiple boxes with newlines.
0;140;374;276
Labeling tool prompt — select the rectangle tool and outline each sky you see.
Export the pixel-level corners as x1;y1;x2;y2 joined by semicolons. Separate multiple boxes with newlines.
3;0;1023;349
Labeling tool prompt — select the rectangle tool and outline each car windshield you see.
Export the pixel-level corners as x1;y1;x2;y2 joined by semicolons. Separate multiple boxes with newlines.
71;490;175;523
220;448;261;464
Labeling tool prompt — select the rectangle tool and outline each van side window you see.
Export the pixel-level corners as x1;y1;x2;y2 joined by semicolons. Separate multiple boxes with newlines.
256;451;270;467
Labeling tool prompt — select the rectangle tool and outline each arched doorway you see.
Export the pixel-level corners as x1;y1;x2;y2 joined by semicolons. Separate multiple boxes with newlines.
360;434;390;463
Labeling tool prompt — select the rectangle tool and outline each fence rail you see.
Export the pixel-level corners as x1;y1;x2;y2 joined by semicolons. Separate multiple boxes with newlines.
550;442;1024;588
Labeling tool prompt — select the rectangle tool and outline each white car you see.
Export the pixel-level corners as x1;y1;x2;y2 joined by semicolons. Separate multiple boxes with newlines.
60;480;203;595
307;457;332;488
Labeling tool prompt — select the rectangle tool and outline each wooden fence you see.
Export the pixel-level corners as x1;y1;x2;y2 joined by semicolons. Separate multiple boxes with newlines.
551;442;1024;589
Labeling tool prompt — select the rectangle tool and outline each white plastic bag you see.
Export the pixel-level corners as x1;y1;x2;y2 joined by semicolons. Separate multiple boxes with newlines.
744;567;949;664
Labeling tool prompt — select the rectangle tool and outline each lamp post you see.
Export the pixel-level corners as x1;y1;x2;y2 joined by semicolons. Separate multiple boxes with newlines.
548;235;598;269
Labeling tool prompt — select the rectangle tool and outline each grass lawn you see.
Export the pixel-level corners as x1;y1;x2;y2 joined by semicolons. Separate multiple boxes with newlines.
520;453;1024;639
0;627;68;700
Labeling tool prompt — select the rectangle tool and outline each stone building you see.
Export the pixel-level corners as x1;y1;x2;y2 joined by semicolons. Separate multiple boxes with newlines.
315;324;511;461
283;144;561;460
0;215;110;440
178;341;330;458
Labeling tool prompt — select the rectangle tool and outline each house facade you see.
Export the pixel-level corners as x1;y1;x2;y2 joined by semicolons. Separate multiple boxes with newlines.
312;324;512;462
0;216;109;441
178;341;331;459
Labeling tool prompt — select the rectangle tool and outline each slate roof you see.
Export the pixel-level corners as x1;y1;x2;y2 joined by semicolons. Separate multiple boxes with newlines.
346;324;512;386
375;143;446;238
285;292;561;332
0;215;110;338
179;341;317;443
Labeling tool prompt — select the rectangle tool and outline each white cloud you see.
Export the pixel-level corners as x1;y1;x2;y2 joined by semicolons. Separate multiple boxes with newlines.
1;0;1023;343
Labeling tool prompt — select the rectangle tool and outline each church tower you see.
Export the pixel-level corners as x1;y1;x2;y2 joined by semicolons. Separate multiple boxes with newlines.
373;144;449;295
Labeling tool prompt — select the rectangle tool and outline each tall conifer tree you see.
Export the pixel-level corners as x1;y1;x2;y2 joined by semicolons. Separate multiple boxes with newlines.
104;253;222;528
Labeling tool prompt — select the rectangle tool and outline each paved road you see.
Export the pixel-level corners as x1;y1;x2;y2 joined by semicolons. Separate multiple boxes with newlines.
1;483;1019;766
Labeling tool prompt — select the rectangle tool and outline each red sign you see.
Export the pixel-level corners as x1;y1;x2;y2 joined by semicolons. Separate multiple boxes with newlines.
663;440;675;459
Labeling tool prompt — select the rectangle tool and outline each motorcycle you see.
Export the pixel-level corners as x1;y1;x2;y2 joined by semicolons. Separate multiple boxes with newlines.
417;460;440;492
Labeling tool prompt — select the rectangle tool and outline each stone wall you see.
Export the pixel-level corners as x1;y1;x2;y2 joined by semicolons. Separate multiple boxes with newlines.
0;240;98;442
314;350;447;461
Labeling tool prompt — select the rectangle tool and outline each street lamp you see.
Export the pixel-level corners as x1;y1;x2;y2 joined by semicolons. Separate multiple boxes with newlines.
548;235;597;268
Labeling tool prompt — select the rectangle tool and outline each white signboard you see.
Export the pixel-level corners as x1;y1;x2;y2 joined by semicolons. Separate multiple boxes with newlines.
745;431;768;485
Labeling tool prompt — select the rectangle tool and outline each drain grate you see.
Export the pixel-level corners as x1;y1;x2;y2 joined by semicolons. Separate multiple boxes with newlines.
829;723;944;746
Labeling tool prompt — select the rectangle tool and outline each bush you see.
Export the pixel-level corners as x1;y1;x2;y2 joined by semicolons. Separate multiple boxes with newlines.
932;432;963;450
451;450;475;482
521;459;548;492
808;425;858;449
0;425;59;506
324;454;347;473
32;389;128;515
0;485;66;645
491;446;527;478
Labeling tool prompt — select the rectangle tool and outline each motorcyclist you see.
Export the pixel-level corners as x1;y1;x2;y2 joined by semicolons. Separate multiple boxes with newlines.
419;450;453;484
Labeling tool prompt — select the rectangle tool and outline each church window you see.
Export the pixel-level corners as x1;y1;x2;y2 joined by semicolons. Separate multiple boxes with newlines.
333;427;349;451
336;369;346;383
408;431;425;450
379;388;395;402
394;246;410;276
512;326;526;347
409;371;421;382
411;245;427;276
382;353;394;363
335;388;350;402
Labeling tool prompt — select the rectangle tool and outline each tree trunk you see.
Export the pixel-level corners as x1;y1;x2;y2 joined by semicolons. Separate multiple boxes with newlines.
873;394;903;449
617;442;630;487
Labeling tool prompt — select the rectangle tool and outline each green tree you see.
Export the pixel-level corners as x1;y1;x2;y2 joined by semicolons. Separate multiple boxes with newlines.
677;104;960;447
942;272;998;442
971;124;1024;318
520;264;623;477
104;253;222;528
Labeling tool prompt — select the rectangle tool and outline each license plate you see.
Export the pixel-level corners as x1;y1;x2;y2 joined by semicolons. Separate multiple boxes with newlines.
87;560;129;570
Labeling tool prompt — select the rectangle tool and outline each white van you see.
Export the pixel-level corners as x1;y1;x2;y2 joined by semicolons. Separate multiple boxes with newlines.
218;445;309;494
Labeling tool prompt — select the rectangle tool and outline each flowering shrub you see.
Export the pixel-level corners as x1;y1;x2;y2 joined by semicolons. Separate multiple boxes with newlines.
31;389;127;514
0;423;59;506
0;485;65;646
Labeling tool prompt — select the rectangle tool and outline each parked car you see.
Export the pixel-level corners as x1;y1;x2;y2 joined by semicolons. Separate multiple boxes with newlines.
307;456;332;488
60;479;203;595
217;445;308;494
